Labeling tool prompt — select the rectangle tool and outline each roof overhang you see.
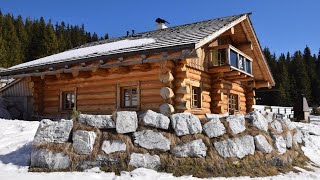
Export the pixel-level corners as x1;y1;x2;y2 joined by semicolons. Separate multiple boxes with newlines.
195;13;275;88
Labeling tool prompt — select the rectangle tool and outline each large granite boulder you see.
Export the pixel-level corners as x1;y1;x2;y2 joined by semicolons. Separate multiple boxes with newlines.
115;111;138;134
33;119;73;145
170;113;202;136
270;120;283;134
245;111;269;132
214;135;255;159
285;132;293;149
78;114;115;129
129;153;161;170
271;134;286;154
101;140;126;154
264;112;276;123
171;139;207;158
225;115;246;134
254;135;273;153
278;118;296;131
203;118;226;138
293;129;303;145
140;110;170;130
73;130;96;155
30;149;70;170
133;130;170;151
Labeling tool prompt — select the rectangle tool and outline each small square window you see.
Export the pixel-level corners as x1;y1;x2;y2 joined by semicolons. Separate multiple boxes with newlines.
62;91;75;110
228;94;239;114
120;86;138;108
191;86;201;108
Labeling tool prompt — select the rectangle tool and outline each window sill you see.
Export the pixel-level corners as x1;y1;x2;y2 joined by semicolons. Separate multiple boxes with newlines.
118;107;140;111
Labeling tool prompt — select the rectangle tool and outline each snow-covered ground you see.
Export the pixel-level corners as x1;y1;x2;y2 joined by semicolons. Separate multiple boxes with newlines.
0;119;320;180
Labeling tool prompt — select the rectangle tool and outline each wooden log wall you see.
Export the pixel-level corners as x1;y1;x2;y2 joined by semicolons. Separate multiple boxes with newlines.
159;60;175;115
32;62;164;117
211;79;247;114
31;77;44;116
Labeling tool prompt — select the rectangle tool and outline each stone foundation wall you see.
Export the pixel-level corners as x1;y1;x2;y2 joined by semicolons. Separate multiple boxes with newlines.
29;110;306;177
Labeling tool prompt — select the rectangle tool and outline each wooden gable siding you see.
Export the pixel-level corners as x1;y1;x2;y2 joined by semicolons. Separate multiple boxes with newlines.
0;78;32;97
32;62;164;117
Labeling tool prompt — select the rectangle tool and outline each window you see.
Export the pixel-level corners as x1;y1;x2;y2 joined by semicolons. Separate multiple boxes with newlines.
228;94;239;114
230;49;238;68
238;55;245;71
191;86;201;108
120;86;138;108
245;59;252;74
62;91;75;110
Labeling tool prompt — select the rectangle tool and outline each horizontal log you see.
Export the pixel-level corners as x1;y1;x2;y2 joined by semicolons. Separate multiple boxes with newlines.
140;103;161;111
175;101;190;111
159;71;174;84
141;89;160;96
77;93;116;100
202;94;212;103
140;80;163;89
187;108;211;115
77;105;115;112
175;86;190;95
77;86;116;94
159;103;175;116
77;99;116;106
202;102;210;109
174;94;191;103
141;96;163;104
173;78;190;88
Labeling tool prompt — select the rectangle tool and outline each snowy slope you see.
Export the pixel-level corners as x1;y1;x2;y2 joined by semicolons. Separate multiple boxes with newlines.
9;38;156;70
0;118;320;180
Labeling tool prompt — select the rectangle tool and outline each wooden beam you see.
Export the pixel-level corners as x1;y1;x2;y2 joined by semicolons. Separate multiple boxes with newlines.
208;66;232;74
236;42;253;51
254;80;271;89
224;71;241;77
221;27;235;36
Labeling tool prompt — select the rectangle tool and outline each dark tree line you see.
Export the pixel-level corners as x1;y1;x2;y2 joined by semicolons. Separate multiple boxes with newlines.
0;11;108;68
256;46;320;108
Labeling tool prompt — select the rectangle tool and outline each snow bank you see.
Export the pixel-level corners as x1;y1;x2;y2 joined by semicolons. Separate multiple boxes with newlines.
9;38;156;70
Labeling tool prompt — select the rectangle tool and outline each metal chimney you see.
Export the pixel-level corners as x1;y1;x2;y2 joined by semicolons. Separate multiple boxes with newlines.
155;18;169;30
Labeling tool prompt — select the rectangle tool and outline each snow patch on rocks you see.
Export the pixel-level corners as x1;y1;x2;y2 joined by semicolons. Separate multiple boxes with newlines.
285;132;293;149
140;110;170;130
133;130;170;151
33;119;73;145
271;134;287;154
116;111;138;134
270;120;283;134
203;118;226;138
170;113;202;136
171;139;207;158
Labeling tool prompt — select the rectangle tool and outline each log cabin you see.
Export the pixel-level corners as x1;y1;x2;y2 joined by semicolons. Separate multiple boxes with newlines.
0;13;274;119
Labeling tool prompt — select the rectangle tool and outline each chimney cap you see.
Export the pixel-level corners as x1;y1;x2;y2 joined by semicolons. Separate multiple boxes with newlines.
155;18;169;24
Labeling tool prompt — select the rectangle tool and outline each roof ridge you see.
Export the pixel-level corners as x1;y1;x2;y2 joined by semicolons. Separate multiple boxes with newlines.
75;12;250;49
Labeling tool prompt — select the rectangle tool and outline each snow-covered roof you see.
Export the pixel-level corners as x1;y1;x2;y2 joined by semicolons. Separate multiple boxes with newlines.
1;13;248;75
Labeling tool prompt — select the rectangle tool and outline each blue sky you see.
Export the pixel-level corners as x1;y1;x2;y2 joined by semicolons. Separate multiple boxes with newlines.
0;0;319;56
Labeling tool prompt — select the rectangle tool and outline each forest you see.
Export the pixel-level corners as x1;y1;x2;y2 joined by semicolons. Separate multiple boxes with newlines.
0;11;319;108
0;11;107;68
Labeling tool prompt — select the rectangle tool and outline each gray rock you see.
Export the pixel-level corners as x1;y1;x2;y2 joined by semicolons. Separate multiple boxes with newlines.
214;135;255;159
285;132;293;149
170;113;202;136
203;119;226;138
270;120;283;134
133;130;170;151
254;135;273;153
245;111;269;132
171;139;207;158
279;118;296;130
293;129;303;145
115;111;138;134
225;115;246;134
78;114;115;129
271;134;286;154
140;110;170;130
101;140;126;154
206;113;228;120
264;112;276;123
33;119;73;145
129;153;161;170
30;149;70;169
73;130;96;155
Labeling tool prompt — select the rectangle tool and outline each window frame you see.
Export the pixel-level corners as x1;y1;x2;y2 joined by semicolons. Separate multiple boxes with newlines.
117;81;140;111
59;87;77;112
228;93;239;114
190;83;202;109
